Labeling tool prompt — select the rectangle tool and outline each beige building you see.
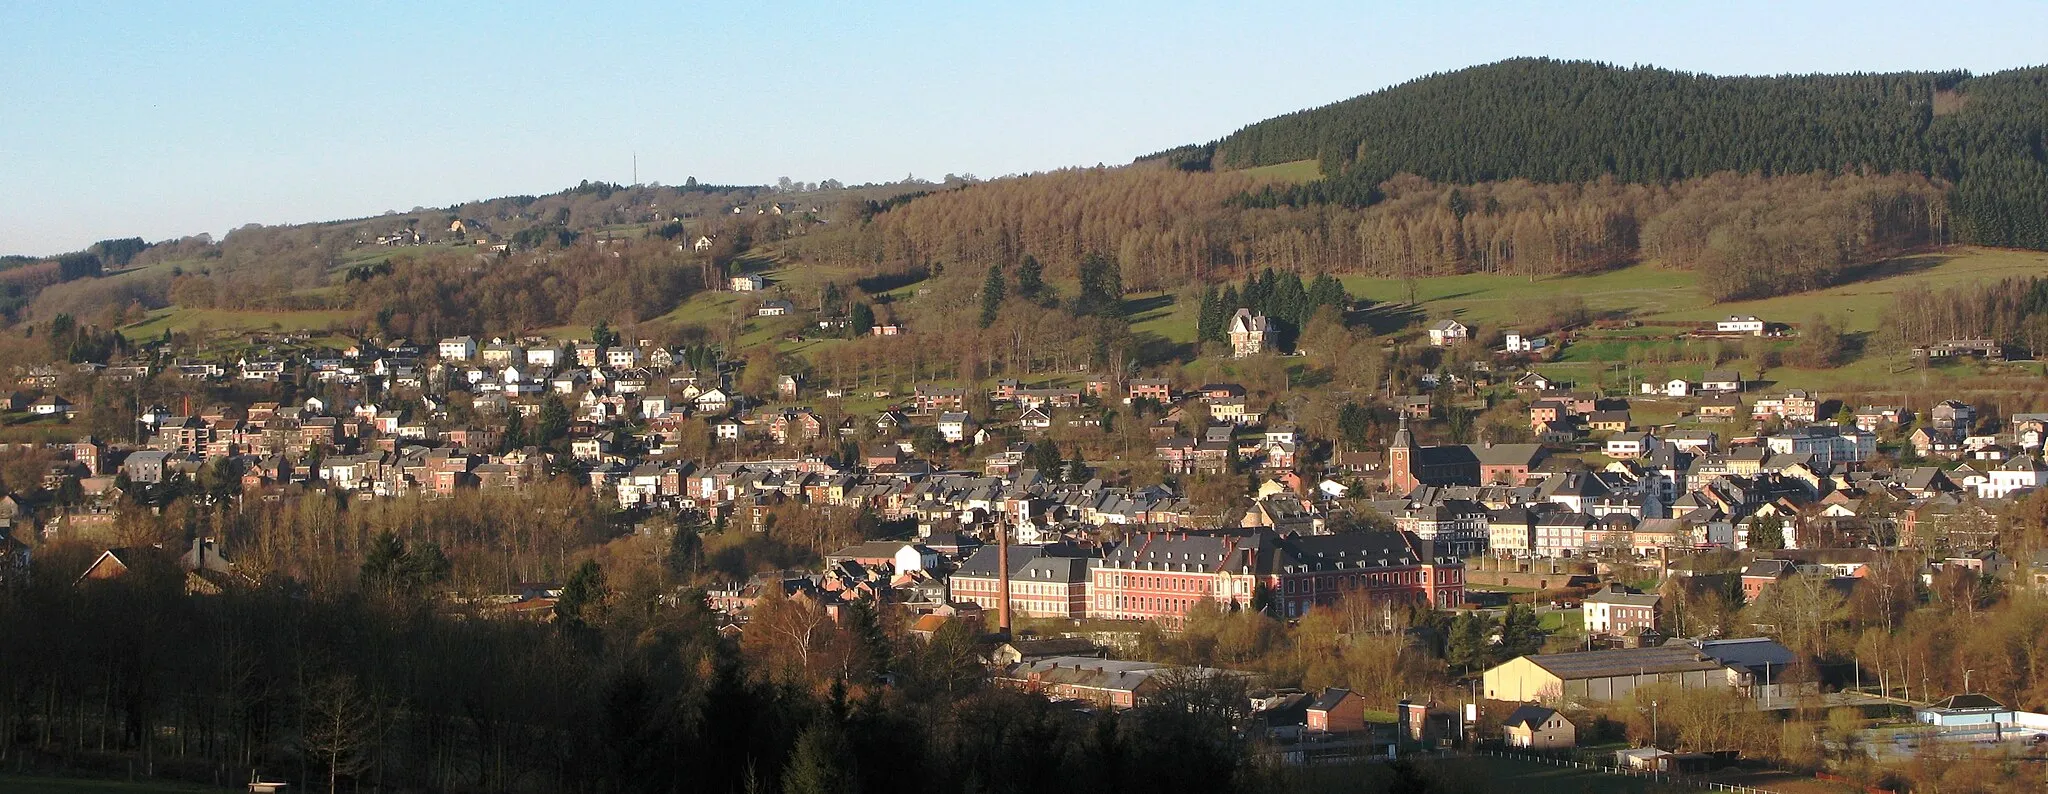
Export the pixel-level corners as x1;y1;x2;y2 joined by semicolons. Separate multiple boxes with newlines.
1481;639;1797;704
1501;704;1576;749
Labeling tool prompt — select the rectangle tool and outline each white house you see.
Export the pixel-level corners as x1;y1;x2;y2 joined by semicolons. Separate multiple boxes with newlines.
1664;379;1692;398
1503;331;1549;354
757;299;794;317
891;543;940;573
29;394;74;418
1716;315;1766;335
694;388;730;413
693;235;715;252
640;395;672;418
730;274;764;292
438;336;477;361
1980;455;2048;499
714;419;742;441
1427;319;1471;346
1605;432;1660;459
1700;370;1742;393
526;346;562;368
937;412;974;443
1765;425;1876;468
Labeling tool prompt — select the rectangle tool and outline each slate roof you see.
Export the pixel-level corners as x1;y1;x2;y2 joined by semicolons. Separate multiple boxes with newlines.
1696;638;1795;678
1475;443;1546;467
1926;693;2008;712
1308;687;1352;712
1741;559;1796;579
1520;646;1726;679
1502;704;1561;730
1585;584;1660;607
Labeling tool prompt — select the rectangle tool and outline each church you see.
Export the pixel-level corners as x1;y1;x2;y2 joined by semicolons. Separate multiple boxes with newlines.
1386;417;1480;493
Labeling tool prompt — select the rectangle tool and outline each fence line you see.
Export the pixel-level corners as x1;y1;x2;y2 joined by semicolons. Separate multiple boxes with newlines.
1470;749;1782;794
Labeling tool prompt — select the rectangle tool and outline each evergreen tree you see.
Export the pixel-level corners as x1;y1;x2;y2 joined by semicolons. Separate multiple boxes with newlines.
843;600;890;683
1337;402;1372;449
1073;253;1124;317
1446;612;1492;672
1028;439;1062;475
849;302;875;337
1749;514;1787;550
1197;285;1225;343
537;394;571;446
556;560;608;631
781;723;853;794
591;320;620;348
820;282;844;316
1499;603;1544;658
1016;254;1045;303
502;410;527;452
664;523;702;580
359;531;451;597
979;263;1006;328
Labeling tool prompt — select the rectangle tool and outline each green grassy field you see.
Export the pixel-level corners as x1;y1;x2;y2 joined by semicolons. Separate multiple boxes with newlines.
1127;291;1196;343
1339;264;1703;329
1538;608;1584;632
123;307;356;338
1647;248;2048;334
1234;159;1323;184
1333;246;2048;334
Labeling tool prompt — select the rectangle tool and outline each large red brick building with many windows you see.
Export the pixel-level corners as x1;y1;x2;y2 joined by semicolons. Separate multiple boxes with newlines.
1084;528;1464;626
949;545;1096;619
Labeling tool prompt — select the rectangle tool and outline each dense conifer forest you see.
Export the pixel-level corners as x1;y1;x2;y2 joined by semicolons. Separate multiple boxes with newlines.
1165;58;2048;250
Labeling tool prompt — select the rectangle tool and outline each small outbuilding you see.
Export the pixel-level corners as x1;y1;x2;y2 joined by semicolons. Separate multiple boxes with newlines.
1916;693;2015;728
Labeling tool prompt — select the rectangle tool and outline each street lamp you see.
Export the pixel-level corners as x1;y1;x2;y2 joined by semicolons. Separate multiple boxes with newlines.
1965;668;1975;693
1651;699;1659;748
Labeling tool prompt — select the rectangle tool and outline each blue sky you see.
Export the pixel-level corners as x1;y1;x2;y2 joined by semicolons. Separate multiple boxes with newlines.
4;1;2045;255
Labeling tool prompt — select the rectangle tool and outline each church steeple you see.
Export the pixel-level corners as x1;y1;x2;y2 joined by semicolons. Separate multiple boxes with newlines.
1387;414;1418;494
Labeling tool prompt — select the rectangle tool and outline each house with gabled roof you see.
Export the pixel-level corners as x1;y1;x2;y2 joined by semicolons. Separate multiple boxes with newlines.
1501;704;1575;749
1228;308;1272;357
1427;319;1470;346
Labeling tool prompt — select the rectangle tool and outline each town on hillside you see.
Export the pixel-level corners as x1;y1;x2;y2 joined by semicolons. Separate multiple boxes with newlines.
7;290;2048;790
14;25;2048;792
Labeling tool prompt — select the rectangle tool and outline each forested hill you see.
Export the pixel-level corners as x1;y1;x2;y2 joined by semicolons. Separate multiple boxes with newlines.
1151;58;2048;249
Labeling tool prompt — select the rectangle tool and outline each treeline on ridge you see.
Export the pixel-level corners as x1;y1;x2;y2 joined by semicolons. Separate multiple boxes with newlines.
1171;58;2048;250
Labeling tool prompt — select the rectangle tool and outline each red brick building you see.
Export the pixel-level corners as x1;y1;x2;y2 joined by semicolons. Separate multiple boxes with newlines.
1088;528;1464;626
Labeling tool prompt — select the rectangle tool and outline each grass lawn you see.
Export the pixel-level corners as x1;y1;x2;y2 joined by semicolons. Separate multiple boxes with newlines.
1539;608;1584;632
0;774;226;793
1127;291;1195;339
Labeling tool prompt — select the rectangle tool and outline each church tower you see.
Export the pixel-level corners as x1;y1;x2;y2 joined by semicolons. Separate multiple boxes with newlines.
1388;415;1417;494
